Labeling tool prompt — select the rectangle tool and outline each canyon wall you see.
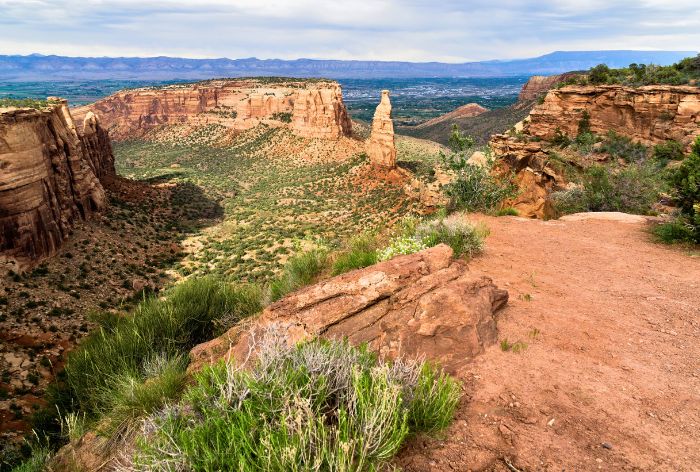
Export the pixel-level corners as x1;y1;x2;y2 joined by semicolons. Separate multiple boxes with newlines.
0;100;114;267
528;84;700;149
492;84;700;218
72;79;353;141
517;72;582;104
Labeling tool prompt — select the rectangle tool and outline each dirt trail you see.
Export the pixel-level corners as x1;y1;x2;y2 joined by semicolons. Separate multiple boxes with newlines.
398;214;700;471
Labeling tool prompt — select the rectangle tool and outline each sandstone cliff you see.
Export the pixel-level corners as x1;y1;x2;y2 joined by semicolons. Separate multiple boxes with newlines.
72;79;353;141
492;84;700;218
528;84;700;149
367;90;397;168
0;100;114;267
517;72;582;104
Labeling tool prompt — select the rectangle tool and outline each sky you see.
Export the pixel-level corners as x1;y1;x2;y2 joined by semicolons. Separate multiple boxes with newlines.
0;0;699;62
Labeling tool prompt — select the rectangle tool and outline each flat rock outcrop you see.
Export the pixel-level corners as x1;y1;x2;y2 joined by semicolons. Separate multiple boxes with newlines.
528;84;700;149
190;244;508;373
72;79;352;141
0;100;114;267
367;90;397;168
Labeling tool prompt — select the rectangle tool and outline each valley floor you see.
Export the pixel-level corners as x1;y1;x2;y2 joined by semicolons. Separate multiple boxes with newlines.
397;214;700;471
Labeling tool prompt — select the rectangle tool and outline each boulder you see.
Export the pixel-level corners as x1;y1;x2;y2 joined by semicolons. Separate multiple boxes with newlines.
190;244;508;373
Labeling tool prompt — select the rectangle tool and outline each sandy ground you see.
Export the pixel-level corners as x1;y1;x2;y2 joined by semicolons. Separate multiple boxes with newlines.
397;214;700;471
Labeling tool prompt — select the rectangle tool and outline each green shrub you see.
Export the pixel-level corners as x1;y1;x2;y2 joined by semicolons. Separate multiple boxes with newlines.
653;140;685;165
598;131;648;163
100;355;189;439
440;128;517;213
65;277;262;418
441;156;517;213
669;140;700;215
131;336;460;471
651;220;696;244
495;207;519;216
332;233;378;276
269;249;328;301
8;444;50;472
414;218;488;258
551;163;663;216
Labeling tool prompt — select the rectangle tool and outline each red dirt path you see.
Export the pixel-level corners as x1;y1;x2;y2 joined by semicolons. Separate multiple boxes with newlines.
397;214;700;471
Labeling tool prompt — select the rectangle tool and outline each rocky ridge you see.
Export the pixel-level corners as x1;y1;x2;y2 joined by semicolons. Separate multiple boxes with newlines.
0;100;114;268
491;83;700;217
72;78;353;141
528;84;700;149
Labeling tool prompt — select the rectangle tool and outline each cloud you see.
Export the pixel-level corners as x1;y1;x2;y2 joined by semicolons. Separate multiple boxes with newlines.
0;0;697;61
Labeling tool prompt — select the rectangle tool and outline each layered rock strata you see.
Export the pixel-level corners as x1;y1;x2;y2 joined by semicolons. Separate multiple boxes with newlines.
72;79;352;141
367;90;397;168
190;244;508;373
0;100;114;266
528;84;700;149
517;72;582;104
492;84;700;218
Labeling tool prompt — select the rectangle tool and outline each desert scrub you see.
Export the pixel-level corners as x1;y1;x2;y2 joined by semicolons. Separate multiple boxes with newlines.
269;248;328;302
414;218;488;258
64;277;262;420
331;232;379;276
129;334;461;471
440;129;517;213
378;236;428;261
551;163;664;217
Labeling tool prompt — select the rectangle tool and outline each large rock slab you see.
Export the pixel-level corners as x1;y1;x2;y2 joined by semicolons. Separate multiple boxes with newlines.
190;244;508;373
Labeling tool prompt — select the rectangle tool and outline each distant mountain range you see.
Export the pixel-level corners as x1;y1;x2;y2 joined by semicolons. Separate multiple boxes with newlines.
1;50;696;81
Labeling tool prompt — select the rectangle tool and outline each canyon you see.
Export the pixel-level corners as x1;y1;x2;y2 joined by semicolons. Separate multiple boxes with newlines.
528;84;700;149
491;83;700;217
72;78;353;141
0;100;114;268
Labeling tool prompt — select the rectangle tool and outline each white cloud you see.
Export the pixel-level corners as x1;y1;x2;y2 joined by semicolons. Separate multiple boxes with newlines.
0;0;697;60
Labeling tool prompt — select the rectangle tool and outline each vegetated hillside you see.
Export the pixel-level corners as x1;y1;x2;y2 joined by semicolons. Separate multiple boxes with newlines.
399;104;532;146
1;50;694;81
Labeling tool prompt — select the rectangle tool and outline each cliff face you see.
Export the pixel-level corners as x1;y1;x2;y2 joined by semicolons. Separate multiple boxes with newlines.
491;84;700;218
528;84;700;149
72;79;353;141
517;72;582;104
0;100;114;266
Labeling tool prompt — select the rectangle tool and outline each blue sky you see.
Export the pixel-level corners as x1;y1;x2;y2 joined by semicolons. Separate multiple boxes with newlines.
1;0;698;61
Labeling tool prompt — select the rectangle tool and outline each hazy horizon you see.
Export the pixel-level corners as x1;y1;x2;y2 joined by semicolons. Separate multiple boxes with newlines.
1;1;699;62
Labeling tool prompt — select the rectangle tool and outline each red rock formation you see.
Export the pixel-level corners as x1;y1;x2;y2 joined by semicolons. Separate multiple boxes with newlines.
72;79;353;141
415;103;488;129
517;72;582;104
528;84;700;149
489;134;565;218
190;244;508;373
0;100;113;267
367;90;397;168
